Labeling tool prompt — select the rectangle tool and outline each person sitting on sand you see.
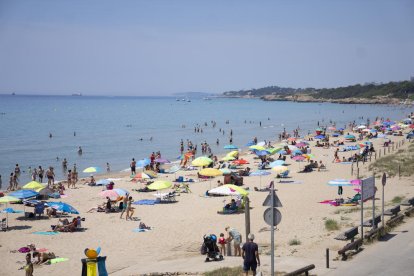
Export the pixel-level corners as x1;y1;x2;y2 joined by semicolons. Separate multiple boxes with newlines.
85;175;96;186
54;218;77;232
46;207;57;218
32;251;56;265
86;203;106;213
139;222;151;230
24;253;33;276
318;161;326;171
224;199;237;211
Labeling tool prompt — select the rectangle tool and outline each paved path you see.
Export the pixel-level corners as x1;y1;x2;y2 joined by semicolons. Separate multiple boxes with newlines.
324;219;414;276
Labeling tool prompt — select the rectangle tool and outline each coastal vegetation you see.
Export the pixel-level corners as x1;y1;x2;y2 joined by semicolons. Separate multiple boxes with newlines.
222;80;414;103
325;218;340;231
369;143;414;177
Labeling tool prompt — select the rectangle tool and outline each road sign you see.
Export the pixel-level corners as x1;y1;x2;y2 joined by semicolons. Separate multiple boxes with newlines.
362;176;376;201
382;173;387;186
264;208;282;226
263;190;282;207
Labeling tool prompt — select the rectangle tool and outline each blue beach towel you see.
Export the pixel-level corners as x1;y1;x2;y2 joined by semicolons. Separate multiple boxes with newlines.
33;231;60;235
133;199;158;205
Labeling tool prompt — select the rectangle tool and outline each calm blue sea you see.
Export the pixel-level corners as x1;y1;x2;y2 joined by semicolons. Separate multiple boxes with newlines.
0;95;412;185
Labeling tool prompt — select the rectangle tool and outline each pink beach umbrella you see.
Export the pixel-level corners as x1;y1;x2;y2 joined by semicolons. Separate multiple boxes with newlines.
99;190;119;200
292;155;306;162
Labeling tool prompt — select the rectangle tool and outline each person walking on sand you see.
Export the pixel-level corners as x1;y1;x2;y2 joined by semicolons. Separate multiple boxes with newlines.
126;196;135;220
225;226;242;256
119;193;129;219
242;233;260;276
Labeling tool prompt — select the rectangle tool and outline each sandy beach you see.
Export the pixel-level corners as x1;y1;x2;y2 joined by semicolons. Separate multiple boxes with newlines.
1;125;413;276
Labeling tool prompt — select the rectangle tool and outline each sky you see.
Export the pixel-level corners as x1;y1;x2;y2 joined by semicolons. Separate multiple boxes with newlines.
0;0;413;96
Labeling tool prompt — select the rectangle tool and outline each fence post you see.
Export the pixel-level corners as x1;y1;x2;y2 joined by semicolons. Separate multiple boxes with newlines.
384;148;386;156
326;248;330;268
399;165;401;179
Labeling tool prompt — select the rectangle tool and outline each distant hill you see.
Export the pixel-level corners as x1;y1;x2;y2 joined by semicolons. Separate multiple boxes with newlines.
222;81;414;104
173;92;216;98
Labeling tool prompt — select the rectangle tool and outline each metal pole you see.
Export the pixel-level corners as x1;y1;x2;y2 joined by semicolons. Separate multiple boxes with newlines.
372;173;376;229
326;248;330;268
245;196;250;240
351;162;354;176
360;174;364;240
271;187;275;276
382;181;385;229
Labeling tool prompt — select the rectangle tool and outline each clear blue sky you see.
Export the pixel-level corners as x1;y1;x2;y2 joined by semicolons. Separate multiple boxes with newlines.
0;0;413;96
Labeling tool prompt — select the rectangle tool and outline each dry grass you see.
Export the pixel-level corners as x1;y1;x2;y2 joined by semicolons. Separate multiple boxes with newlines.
369;143;414;177
325;219;340;231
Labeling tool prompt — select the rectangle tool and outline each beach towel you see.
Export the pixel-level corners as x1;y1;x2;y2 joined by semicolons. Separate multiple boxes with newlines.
278;180;303;184
133;228;151;232
48;257;69;264
32;231;59;236
133;199;158;205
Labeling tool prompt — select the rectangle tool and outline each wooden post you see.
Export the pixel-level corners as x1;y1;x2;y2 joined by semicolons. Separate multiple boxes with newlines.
398;165;401;178
375;152;377;160
245;196;251;240
351;162;354;176
357;168;360;179
326;248;330;268
392;144;394;151
384;148;386;156
388;146;390;153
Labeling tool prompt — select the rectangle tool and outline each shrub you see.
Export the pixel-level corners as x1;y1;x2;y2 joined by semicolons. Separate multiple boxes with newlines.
325;219;340;231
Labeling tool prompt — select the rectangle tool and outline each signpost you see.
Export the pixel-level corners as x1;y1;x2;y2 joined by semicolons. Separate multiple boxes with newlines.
263;185;282;276
361;176;376;239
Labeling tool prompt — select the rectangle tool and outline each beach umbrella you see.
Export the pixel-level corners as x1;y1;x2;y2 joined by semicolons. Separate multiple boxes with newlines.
292;149;303;156
245;141;255;146
233;159;249;165
99;190;119;200
131;172;153;180
96;179;111;185
22;181;45;192
257;141;266;146
224;145;238;150
208;184;249;196
254;150;269;156
38;187;54;196
154;158;170;164
272;166;288;173
143;170;157;178
0;196;21;204
279;150;288;155
164;165;181;174
409;124;414;129
315;135;325;139
83;167;102;173
303;153;315;159
2;207;22;213
287;137;297;142
266;148;282;155
113;188;129;197
219;168;232;175
327;179;353;187
295;142;307;148
221;156;235;161
136;158;151;168
328;126;336;131
344;134;356;139
292;155;306;161
249;145;265;151
9;190;39;199
227;151;239;157
250;170;271;189
47;202;79;214
191;157;213;167
269;160;285;168
147;180;172;191
199;168;223;177
357;125;366;129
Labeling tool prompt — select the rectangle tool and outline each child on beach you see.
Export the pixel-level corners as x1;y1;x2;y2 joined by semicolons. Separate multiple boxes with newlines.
218;233;226;256
24;253;33;276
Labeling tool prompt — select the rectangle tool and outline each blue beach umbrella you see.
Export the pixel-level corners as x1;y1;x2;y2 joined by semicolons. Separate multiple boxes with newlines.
344;134;356;139
254;150;269;156
136;158;151;168
96;179;111;186
269;160;285;168
9;190;39;199
332;133;340;137
114;188;129;196
250;170;271;189
245;141;255;146
315;135;325;139
47;202;79;214
2;207;23;213
224;145;238;150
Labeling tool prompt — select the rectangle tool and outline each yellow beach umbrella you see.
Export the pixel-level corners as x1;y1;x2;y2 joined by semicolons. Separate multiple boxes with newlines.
272;166;288;173
221;156;235;161
147;180;172;191
249;145;265;151
227;151;239;157
0;195;21;203
143;170;157;178
199;168;223;177
192;156;213;167
22;181;45;192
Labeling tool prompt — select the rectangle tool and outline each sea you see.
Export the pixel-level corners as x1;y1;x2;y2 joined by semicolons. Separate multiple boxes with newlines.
0;94;412;185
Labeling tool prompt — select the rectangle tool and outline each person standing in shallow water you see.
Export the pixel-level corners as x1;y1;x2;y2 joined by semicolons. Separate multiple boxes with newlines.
130;158;136;175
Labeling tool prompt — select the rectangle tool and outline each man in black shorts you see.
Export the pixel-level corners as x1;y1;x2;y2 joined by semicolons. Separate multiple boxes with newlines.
242;233;260;275
130;158;136;175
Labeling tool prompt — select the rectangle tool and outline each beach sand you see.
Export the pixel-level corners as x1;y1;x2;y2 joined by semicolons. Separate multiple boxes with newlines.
0;133;413;275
